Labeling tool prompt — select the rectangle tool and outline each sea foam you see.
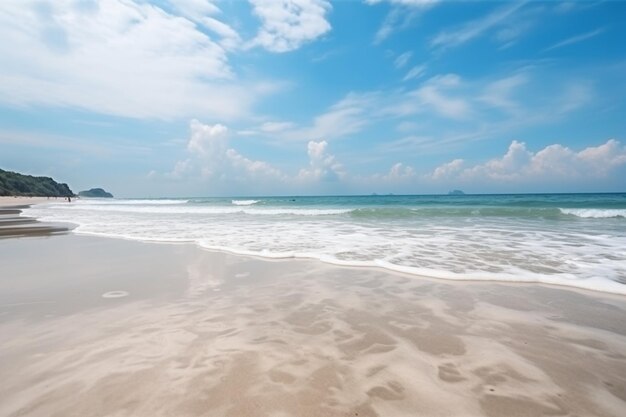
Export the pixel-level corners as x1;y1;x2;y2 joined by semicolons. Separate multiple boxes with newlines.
23;195;626;295
232;200;259;206
559;208;626;218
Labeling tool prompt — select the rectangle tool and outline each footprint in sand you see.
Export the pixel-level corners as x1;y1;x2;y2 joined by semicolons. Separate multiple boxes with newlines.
102;290;129;299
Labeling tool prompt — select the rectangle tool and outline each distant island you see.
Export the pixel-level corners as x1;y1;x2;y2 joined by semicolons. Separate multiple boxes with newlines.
78;188;114;198
448;189;465;195
0;168;73;197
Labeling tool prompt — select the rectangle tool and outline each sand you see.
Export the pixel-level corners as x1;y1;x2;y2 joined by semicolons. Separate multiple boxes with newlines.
0;199;70;238
0;196;53;207
1;232;625;417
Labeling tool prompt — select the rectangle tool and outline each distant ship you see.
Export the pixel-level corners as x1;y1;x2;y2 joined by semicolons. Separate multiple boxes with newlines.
448;189;465;195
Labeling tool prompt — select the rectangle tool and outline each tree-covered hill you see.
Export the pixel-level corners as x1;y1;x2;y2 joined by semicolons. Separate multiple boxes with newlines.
78;188;113;198
0;169;74;197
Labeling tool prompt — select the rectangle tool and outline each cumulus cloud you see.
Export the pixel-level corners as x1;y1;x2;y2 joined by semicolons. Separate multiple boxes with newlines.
0;0;263;120
430;139;626;183
248;0;332;53
431;158;464;180
298;140;345;181
165;122;355;191
384;162;416;180
171;119;285;181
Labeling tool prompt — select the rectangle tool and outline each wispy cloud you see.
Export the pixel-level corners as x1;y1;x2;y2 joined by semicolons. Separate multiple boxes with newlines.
367;0;439;44
403;65;426;82
394;51;413;69
410;75;470;119
166;0;241;49
431;2;526;49
288;92;379;141
542;28;605;52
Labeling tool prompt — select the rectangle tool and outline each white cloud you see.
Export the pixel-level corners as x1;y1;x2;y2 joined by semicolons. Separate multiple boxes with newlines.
394;51;412;69
287;92;378;141
542;28;605;52
187;120;229;159
168;122;352;188
167;0;242;50
259;121;296;133
431;158;464;180
298;140;345;181
430;139;626;183
395;121;420;133
403;65;426;82
431;2;525;49
554;83;593;114
169;0;221;16
0;0;266;120
479;73;528;112
173;119;285;181
248;0;332;53
410;74;470;119
367;0;439;44
385;162;416;180
226;148;284;179
365;0;438;5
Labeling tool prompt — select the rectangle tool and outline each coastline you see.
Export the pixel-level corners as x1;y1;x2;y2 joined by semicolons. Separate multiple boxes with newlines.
22;195;626;297
1;211;625;416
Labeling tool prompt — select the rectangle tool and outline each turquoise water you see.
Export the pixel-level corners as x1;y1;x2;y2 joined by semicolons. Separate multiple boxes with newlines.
25;193;626;294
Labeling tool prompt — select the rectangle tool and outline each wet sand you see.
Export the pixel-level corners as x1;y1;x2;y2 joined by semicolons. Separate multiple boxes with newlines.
0;198;70;238
0;234;625;417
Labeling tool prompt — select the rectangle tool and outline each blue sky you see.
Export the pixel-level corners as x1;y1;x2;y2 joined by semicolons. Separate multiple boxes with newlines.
0;0;625;197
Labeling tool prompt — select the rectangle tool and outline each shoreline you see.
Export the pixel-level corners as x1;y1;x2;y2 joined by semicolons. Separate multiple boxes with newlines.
0;199;71;238
9;197;626;298
1;232;625;416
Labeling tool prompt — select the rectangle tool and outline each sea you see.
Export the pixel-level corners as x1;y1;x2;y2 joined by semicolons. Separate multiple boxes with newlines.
24;193;626;295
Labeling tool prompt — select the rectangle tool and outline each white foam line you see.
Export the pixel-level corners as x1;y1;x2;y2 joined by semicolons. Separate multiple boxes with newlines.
195;242;626;296
231;200;259;206
560;208;626;219
19;207;626;296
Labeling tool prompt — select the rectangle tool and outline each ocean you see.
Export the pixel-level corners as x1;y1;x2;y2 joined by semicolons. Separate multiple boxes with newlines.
24;193;626;295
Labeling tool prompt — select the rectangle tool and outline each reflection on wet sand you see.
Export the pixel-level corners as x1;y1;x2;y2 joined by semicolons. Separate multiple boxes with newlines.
0;235;625;417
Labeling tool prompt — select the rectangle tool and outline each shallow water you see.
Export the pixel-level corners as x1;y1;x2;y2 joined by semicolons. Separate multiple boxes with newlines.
24;193;626;294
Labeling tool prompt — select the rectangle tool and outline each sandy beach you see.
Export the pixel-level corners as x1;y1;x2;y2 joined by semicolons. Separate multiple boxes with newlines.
0;197;52;206
0;208;625;417
0;199;70;238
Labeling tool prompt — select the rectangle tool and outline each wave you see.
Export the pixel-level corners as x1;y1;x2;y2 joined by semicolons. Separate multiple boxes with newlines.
350;206;564;219
22;203;626;296
76;199;189;205
50;204;353;216
187;242;626;296
232;200;259;206
559;208;626;219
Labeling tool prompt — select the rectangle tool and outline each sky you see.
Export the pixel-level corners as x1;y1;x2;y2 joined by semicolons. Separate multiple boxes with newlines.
0;0;625;197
